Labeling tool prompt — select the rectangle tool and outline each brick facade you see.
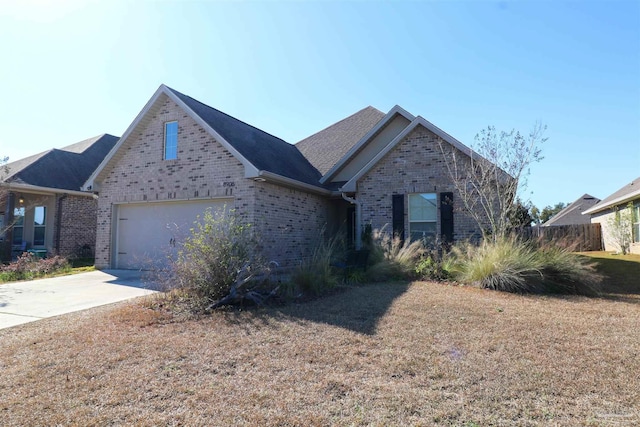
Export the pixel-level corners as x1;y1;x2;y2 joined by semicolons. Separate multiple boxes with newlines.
254;182;329;267
93;95;489;270
54;195;97;257
94;96;328;269
356;125;480;242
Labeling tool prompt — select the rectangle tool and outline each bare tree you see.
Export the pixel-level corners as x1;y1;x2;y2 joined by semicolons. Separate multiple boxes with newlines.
440;123;546;241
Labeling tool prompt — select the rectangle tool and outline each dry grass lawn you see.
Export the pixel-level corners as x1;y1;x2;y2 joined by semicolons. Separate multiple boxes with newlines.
1;273;639;426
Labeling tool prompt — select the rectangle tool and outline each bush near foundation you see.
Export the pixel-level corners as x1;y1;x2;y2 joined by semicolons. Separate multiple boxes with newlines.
0;253;70;282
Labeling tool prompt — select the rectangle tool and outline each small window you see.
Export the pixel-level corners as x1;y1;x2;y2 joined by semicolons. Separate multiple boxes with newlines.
633;203;640;244
164;121;178;160
12;207;25;245
34;206;46;246
409;193;437;243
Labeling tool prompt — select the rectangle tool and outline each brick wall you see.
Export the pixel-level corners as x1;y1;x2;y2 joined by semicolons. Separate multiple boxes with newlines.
357;125;481;242
94;95;253;268
55;195;97;257
254;181;329;267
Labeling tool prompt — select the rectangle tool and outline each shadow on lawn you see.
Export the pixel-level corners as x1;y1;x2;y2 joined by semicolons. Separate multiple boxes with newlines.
274;282;411;335
588;255;640;304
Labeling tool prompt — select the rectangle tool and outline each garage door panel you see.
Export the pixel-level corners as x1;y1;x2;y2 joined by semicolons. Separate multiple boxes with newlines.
115;200;231;269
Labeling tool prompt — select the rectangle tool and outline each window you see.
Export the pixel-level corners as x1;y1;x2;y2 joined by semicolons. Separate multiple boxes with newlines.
633;202;640;244
409;193;437;243
34;206;46;246
12;207;25;245
164;121;178;160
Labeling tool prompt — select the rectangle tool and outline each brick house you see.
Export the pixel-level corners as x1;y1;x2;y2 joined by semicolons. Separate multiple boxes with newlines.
85;85;482;270
584;177;640;254
0;134;118;261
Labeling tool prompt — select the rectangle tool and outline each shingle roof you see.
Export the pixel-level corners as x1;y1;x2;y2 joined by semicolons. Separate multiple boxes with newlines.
3;134;119;192
167;87;323;186
583;176;640;214
543;194;600;226
295;106;385;175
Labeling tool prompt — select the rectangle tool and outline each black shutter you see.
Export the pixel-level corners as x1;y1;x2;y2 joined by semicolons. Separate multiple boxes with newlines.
392;194;405;241
440;192;454;245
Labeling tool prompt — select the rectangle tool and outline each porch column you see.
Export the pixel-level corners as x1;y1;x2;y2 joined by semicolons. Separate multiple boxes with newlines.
2;192;15;261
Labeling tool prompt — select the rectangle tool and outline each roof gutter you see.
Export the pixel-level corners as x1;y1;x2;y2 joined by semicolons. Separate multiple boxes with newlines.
257;171;332;196
583;189;640;215
1;182;97;199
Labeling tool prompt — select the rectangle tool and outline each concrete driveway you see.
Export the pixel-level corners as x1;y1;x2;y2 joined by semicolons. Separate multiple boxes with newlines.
0;270;159;330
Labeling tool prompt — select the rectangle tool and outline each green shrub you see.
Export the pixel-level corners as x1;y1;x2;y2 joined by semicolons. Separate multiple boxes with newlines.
447;237;601;295
415;254;451;281
168;209;262;308
365;227;425;281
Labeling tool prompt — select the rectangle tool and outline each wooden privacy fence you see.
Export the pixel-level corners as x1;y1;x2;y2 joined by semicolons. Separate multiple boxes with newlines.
517;223;603;252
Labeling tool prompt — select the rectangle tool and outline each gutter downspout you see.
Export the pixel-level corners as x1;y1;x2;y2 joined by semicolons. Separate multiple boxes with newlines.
341;193;362;250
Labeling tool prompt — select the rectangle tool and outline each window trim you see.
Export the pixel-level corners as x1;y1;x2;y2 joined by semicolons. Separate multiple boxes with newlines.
33;206;46;247
408;193;438;242
164;121;178;160
12;207;25;245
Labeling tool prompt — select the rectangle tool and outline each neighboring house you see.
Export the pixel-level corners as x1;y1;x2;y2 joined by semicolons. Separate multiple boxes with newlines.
0;134;119;261
583;177;640;254
84;85;484;270
542;194;600;227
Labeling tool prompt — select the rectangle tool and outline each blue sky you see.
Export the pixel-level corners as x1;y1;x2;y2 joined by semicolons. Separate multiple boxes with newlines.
1;0;638;209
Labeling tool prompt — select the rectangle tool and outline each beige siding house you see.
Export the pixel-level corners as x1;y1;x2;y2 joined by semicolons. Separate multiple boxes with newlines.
85;85;483;270
584;177;640;254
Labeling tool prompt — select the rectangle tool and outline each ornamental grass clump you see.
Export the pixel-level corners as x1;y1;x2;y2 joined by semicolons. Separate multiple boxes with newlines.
365;227;425;281
447;236;601;295
289;234;342;297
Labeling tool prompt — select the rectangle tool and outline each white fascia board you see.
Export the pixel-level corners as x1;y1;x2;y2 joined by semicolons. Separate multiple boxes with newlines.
583;189;640;215
320;105;415;184
340;116;496;193
258;171;332;196
414;116;512;183
83;85;169;191
164;88;260;178
2;182;97;199
83;85;261;191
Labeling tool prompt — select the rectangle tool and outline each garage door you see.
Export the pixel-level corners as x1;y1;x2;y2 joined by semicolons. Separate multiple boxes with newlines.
115;199;231;269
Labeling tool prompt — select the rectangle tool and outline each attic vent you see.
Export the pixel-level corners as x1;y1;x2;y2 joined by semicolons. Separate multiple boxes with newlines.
584;197;595;200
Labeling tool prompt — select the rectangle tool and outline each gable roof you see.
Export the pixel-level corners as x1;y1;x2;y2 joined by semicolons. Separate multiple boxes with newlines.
295;106;385;175
320;105;415;184
85;85;325;193
2;134;119;193
543;194;600;226
169;87;322;187
583;176;640;215
338;115;484;192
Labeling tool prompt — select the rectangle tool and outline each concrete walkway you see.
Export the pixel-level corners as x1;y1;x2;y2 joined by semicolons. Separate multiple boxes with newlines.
0;270;158;330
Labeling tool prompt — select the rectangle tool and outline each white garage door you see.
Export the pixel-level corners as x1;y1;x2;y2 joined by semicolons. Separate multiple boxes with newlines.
115;199;231;269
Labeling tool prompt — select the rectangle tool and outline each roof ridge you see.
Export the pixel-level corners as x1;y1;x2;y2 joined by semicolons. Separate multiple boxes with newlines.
295;106;383;145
